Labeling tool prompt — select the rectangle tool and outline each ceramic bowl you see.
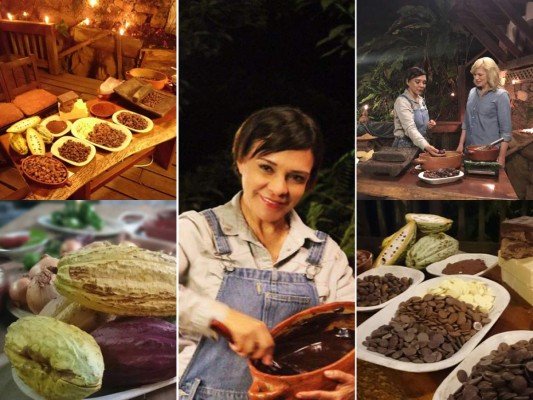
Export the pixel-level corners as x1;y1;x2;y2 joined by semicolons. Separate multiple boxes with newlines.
357;250;373;274
89;101;116;118
21;155;69;187
466;145;498;161
247;302;354;399
414;151;462;170
126;68;168;90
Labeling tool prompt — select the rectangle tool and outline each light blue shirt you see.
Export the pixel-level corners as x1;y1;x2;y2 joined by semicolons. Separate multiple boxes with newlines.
462;87;512;146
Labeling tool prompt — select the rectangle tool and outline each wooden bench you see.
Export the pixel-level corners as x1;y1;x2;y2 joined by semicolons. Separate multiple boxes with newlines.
0;20;60;75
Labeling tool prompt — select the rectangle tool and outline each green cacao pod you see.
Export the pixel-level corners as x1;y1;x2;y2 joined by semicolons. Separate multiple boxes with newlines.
405;232;459;270
56;242;176;316
405;213;453;234
5;316;104;400
373;221;417;267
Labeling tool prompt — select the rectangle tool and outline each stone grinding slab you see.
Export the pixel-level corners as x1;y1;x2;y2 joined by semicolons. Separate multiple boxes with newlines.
358;147;418;177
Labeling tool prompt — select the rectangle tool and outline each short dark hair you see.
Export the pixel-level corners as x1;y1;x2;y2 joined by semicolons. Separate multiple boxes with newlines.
406;66;427;83
232;106;324;189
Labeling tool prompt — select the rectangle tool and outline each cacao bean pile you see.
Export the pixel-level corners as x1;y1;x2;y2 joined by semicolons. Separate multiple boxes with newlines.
88;123;127;148
423;168;461;179
357;273;413;307
141;92;165;108
362;294;491;363
117;112;149;130
58;140;91;163
449;338;533;400
23;155;68;184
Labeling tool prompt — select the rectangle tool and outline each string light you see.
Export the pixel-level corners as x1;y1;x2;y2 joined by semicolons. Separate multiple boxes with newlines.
450;92;455;97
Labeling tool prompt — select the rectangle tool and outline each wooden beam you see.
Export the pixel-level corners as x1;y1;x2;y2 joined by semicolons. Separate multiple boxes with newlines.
472;7;523;58
501;54;533;70
58;31;112;58
491;0;533;45
459;15;507;63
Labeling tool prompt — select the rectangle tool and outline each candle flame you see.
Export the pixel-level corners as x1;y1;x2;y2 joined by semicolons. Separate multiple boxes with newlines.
363;104;369;110
451;92;455;97
23;11;28;17
89;0;97;7
7;13;13;21
84;18;90;25
125;21;130;29
512;79;518;85
45;15;49;23
119;27;124;36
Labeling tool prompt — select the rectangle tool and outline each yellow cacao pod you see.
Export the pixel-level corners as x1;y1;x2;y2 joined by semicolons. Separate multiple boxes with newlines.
39;294;115;332
9;132;28;155
26;127;46;155
5;315;104;400
6;115;41;133
34;125;54;144
56;242;176;316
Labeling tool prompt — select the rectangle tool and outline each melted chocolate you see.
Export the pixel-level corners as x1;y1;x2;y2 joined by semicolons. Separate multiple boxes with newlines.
255;311;355;376
46;120;67;134
442;259;487;275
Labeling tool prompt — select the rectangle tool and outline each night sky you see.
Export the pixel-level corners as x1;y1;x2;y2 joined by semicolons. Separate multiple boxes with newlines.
180;6;355;174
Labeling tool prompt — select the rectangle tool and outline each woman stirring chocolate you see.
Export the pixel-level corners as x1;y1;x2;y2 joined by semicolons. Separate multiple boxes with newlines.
178;106;355;399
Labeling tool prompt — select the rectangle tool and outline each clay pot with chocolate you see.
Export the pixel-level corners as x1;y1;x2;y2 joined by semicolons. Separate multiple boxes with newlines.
247;302;355;400
414;151;462;170
466;145;499;161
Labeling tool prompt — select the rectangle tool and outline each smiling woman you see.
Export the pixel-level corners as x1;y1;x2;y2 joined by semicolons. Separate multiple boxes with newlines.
178;106;355;399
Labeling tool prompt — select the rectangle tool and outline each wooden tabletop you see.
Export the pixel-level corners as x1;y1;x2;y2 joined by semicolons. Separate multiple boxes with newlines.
357;266;533;399
357;165;519;200
0;96;176;200
0;203;177;400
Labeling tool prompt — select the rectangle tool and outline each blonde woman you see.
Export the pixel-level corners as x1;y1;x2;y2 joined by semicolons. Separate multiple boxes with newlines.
457;57;512;167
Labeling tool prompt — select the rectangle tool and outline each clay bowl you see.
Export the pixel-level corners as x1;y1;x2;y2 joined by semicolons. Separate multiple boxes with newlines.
89;101;116;118
414;151;462;171
357;250;373;274
126;68;168;90
248;302;355;400
21;155;69;187
466;145;498;162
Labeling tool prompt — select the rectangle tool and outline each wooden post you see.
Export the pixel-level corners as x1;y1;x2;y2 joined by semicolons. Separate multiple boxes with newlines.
116;31;123;79
458;65;466;123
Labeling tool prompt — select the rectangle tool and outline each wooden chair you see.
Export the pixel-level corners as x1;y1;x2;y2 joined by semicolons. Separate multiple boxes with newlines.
0;54;57;116
0;61;24;131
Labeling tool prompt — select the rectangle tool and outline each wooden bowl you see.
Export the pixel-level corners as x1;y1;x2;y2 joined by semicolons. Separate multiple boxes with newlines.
90;101;116;118
414;151;462;170
126;68;168;90
248;302;355;399
21;155;69;187
357;250;373;274
466;145;499;161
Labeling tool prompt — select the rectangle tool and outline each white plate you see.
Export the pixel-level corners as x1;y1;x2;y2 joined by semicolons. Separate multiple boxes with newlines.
0;231;47;259
71;117;132;152
40;115;72;137
418;170;464;185
357;266;425;312
6;299;33;319
426;253;499;277
112;110;154;133
51;136;96;167
12;368;176;400
37;215;124;237
433;330;533;400
357;275;510;372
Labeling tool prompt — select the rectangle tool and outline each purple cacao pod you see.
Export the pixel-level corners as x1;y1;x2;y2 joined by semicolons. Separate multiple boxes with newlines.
91;317;176;387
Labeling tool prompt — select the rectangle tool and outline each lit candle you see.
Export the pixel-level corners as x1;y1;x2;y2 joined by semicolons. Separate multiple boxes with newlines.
84;18;90;25
90;0;97;7
45;15;49;24
125;21;130;29
451;92;455;97
23;11;28;18
7;13;13;21
119;27;124;36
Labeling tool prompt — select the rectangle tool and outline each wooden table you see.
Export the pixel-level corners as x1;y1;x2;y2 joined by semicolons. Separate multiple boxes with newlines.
357;266;533;400
0;203;176;400
357;165;519;200
0;96;176;200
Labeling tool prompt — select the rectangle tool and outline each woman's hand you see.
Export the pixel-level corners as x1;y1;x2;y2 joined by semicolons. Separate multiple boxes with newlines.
295;370;354;399
497;155;506;168
424;144;443;157
221;308;274;365
456;144;464;153
427;119;437;130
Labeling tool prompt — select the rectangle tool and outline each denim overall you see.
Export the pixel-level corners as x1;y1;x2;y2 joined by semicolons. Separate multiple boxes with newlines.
179;209;326;399
393;94;430;148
